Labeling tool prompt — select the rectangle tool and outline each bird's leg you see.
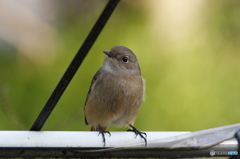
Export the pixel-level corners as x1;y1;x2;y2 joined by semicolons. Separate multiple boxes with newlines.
97;124;111;147
128;124;147;146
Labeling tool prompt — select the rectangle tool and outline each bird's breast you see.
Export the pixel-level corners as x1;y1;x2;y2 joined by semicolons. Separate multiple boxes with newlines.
93;73;144;114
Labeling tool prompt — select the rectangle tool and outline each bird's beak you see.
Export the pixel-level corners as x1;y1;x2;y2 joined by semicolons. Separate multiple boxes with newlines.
103;50;114;58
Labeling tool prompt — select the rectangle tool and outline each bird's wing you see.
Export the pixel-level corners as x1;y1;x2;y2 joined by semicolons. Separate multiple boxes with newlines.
84;68;101;125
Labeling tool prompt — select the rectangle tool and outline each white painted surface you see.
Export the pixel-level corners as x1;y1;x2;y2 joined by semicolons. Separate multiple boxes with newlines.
0;131;189;147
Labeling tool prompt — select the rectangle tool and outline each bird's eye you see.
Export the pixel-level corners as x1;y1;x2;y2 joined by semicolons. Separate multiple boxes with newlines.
122;56;129;63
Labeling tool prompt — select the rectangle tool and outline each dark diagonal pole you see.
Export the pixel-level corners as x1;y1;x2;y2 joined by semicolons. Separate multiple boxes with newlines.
30;0;120;131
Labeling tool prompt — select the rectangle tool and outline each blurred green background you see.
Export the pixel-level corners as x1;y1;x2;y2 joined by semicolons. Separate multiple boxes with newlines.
0;0;239;132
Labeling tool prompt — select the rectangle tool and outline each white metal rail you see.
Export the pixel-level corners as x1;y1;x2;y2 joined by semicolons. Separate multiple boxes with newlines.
0;123;239;158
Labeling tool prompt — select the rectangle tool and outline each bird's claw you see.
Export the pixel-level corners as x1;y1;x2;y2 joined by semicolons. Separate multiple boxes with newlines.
98;130;111;147
128;124;147;146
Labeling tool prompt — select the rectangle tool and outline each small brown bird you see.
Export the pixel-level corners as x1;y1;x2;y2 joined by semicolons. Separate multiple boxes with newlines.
84;46;146;146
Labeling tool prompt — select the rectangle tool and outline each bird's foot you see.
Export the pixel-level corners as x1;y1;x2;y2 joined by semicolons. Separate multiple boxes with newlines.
128;124;147;146
98;130;111;147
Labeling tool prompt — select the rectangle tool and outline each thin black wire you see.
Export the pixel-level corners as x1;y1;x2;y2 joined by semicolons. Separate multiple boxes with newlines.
30;0;120;131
